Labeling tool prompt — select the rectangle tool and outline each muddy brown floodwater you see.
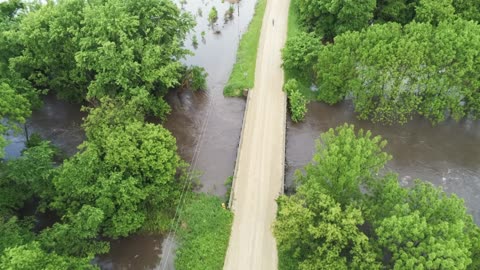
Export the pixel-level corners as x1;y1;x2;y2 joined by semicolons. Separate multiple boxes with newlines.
286;101;480;224
4;94;86;159
164;0;258;196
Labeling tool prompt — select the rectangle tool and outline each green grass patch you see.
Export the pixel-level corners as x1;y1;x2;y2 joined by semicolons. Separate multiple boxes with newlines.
175;193;233;270
224;0;267;97
284;0;316;101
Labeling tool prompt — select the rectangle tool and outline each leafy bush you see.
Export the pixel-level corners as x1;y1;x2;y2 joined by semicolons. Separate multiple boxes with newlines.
284;79;307;122
52;99;181;238
190;66;208;91
208;7;218;24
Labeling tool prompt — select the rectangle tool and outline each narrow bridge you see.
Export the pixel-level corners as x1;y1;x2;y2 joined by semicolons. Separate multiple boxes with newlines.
224;0;290;268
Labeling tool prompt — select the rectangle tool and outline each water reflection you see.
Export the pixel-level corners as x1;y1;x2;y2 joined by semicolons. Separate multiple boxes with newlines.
95;235;176;270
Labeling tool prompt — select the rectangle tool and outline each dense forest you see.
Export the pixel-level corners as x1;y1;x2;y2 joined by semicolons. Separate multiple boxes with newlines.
275;125;480;269
283;0;480;124
0;0;207;268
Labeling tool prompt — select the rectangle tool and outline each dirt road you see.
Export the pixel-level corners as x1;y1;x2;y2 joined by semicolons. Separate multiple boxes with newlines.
223;0;289;268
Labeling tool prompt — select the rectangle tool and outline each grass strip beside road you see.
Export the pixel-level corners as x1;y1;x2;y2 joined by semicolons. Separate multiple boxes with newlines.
224;0;267;97
284;0;316;101
175;193;233;270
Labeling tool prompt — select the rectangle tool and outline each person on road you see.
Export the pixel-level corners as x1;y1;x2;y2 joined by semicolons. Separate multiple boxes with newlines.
272;19;274;26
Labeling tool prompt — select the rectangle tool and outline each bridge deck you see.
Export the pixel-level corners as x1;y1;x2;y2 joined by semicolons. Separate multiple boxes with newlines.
224;0;289;268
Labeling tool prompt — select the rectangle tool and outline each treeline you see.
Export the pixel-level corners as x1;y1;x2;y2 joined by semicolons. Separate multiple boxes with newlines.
0;0;206;157
283;0;480;124
0;0;204;268
274;124;480;269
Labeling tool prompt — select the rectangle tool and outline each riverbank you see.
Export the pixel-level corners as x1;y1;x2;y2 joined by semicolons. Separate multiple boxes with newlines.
224;0;267;97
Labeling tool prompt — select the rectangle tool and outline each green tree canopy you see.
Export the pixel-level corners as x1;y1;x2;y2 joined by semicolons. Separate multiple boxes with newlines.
0;142;54;212
374;0;417;25
295;0;376;39
367;177;479;269
275;189;380;269
0;216;33;254
281;31;320;75
0;140;107;269
51;98;181;237
77;0;193;105
38;205;109;258
276;125;480;269
296;124;390;205
452;0;480;22
415;0;456;25
0;241;98;270
10;0;87;101
8;0;196;117
314;19;480;124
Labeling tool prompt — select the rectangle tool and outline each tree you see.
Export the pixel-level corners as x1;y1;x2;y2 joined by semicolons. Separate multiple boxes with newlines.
284;79;308;122
51;98;182;238
0;142;54;212
367;177;478;269
296;0;376;39
10;0;196;117
77;0;193;110
0;241;98;270
282;31;320;76
274;187;380;269
415;0;456;25
0;216;33;254
38;205;109;258
452;0;480;22
208;7;218;25
374;0;417;25
0;0;24;21
315;32;359;104
315;20;480;124
10;0;88;101
296;124;390;205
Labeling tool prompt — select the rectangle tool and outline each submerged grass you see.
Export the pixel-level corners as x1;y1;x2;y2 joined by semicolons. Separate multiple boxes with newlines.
175;193;233;270
284;0;316;101
224;0;267;97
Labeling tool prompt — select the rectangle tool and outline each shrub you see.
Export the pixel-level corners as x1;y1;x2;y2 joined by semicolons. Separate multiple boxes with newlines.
284;79;307;122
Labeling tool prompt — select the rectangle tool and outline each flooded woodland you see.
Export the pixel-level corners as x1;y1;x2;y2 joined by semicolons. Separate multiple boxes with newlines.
3;0;480;269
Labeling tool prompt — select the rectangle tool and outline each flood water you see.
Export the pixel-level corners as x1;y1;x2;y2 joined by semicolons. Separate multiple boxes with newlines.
3;0;480;268
164;0;258;196
4;94;86;159
286;101;480;224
